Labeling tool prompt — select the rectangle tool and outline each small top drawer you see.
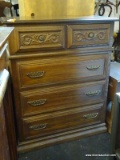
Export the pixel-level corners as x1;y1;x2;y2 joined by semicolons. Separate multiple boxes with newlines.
16;54;108;89
67;24;111;48
10;25;65;54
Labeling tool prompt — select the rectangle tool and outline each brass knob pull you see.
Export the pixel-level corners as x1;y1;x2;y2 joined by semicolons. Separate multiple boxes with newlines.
27;99;47;107
86;90;100;96
86;65;101;70
26;71;45;79
88;32;95;38
83;113;98;119
39;35;45;42
29;123;47;130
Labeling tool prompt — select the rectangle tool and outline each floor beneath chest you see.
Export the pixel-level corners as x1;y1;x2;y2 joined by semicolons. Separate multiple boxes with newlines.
18;133;111;160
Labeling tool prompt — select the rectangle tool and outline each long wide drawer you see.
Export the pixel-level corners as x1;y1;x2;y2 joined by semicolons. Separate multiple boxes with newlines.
16;54;108;89
67;24;111;48
22;103;103;140
20;81;106;116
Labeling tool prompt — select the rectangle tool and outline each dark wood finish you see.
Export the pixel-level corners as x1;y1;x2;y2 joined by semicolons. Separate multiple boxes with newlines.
14;26;65;53
15;54;107;89
2;16;117;153
22;103;103;140
0;70;17;160
20;82;105;117
106;62;120;133
0;27;17;160
0;102;10;160
0;1;13;17
3;79;17;160
18;123;106;152
67;24;111;48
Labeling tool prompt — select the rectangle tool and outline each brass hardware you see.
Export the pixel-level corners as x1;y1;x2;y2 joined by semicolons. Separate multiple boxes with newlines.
29;123;47;130
26;71;45;78
88;32;95;38
83;113;98;119
39;35;45;42
86;90;100;96
86;65;101;70
28;99;46;107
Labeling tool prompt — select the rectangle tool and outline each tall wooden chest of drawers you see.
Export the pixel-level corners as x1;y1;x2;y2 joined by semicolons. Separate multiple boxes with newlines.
2;16;117;152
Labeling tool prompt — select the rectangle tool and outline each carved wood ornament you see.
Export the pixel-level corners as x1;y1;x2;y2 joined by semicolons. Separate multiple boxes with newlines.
73;30;106;42
20;32;60;46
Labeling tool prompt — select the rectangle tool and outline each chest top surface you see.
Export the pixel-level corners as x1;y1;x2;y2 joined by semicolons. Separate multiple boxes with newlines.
0;15;118;25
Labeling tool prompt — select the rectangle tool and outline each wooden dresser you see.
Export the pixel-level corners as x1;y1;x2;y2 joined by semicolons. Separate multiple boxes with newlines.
2;16;117;152
0;27;17;160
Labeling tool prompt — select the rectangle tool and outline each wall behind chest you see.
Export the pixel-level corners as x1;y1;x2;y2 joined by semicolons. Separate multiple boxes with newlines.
18;0;95;17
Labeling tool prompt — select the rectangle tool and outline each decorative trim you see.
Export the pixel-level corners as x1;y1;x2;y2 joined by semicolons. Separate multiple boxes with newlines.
20;32;61;46
73;30;106;42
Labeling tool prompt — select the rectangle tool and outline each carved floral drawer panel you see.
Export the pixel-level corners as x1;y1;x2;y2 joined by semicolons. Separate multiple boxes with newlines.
67;24;111;48
13;26;65;53
16;54;107;89
21;104;103;140
20;81;105;116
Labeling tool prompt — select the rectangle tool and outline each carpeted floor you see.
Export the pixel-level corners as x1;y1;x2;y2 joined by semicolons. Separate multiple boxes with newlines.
18;133;113;160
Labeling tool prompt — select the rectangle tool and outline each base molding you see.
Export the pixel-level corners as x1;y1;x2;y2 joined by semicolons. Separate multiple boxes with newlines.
18;123;107;153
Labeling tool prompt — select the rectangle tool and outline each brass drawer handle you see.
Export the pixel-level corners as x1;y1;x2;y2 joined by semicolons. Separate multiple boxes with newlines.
27;99;47;107
29;123;48;130
83;113;98;119
26;71;45;78
86;65;101;70
86;90;100;96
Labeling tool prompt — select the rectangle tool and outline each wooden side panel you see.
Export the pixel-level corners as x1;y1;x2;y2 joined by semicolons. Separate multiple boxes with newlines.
3;80;17;160
0;103;10;160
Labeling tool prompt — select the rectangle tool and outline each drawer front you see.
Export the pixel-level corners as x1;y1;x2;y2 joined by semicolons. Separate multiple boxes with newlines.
67;24;111;48
22;104;103;140
20;81;105;116
13;26;65;53
17;54;107;89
